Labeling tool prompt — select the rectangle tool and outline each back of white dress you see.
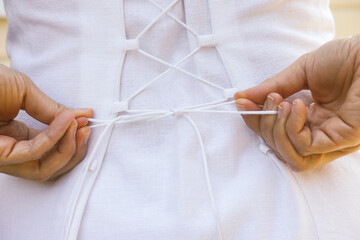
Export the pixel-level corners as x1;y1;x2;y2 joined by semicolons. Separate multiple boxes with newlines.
2;1;360;240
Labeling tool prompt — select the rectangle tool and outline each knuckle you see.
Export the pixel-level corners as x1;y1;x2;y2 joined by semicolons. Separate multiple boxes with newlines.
274;151;285;163
295;145;311;157
295;146;306;156
38;169;52;182
0;139;17;163
290;165;304;172
289;161;307;172
77;153;87;165
290;156;317;172
349;34;360;54
26;139;43;160
270;92;282;100
23;161;43;181
52;103;68;122
76;148;87;161
260;119;275;137
57;139;77;159
28;161;40;172
14;71;30;89
47;175;60;182
56;102;66;114
65;141;77;156
44;127;55;145
69;146;77;157
274;80;285;98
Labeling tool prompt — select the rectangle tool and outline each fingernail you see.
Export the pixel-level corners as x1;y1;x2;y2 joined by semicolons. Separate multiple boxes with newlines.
83;129;91;145
236;104;246;111
277;105;282;119
292;100;297;113
266;95;275;110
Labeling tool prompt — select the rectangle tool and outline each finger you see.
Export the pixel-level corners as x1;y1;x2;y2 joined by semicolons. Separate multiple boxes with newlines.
290;144;360;172
280;100;360;171
73;108;94;119
0;110;75;165
19;73;93;124
260;93;283;150
76;117;89;128
28;127;42;139
235;98;262;136
273;102;305;170
274;150;287;164
0;120;78;181
234;54;309;104
20;74;67;124
285;99;312;156
0;120;30;141
304;103;357;153
49;126;91;180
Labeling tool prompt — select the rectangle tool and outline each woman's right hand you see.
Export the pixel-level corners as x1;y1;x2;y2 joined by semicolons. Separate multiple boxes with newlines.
0;64;93;181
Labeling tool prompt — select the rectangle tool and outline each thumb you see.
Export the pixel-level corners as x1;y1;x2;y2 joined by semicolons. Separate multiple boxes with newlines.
234;54;309;104
20;73;67;125
21;74;93;124
235;98;262;137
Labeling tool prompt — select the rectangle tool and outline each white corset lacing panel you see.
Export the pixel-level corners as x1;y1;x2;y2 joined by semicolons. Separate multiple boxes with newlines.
63;1;318;240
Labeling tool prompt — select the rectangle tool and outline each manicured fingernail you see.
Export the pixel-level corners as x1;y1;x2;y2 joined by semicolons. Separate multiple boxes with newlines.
277;105;282;119
265;95;275;110
83;129;91;145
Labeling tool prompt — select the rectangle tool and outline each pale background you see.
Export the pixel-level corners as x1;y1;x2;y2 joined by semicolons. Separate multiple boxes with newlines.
0;0;360;66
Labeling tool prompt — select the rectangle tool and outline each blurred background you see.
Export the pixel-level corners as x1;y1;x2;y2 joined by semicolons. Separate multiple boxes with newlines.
0;0;360;67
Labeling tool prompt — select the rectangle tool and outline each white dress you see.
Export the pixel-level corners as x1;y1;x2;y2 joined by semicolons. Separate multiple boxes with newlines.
1;0;360;239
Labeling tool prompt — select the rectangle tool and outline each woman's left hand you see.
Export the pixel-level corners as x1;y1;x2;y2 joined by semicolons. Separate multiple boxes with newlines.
235;35;360;171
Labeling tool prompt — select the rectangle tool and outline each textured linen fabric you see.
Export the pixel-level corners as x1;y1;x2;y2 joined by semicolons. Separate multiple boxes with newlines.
1;0;360;240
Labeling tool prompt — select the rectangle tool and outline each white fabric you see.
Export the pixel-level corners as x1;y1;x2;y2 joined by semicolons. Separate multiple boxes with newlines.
2;0;360;240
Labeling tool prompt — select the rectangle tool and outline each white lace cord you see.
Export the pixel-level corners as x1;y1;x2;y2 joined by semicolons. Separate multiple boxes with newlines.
137;49;225;91
84;102;276;240
65;103;276;240
136;0;179;40
286;164;320;240
65;0;280;238
259;137;320;240
130;0;228;100
183;115;224;240
64;117;118;240
149;0;198;37
88;109;277;128
88;100;277;129
126;47;201;102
